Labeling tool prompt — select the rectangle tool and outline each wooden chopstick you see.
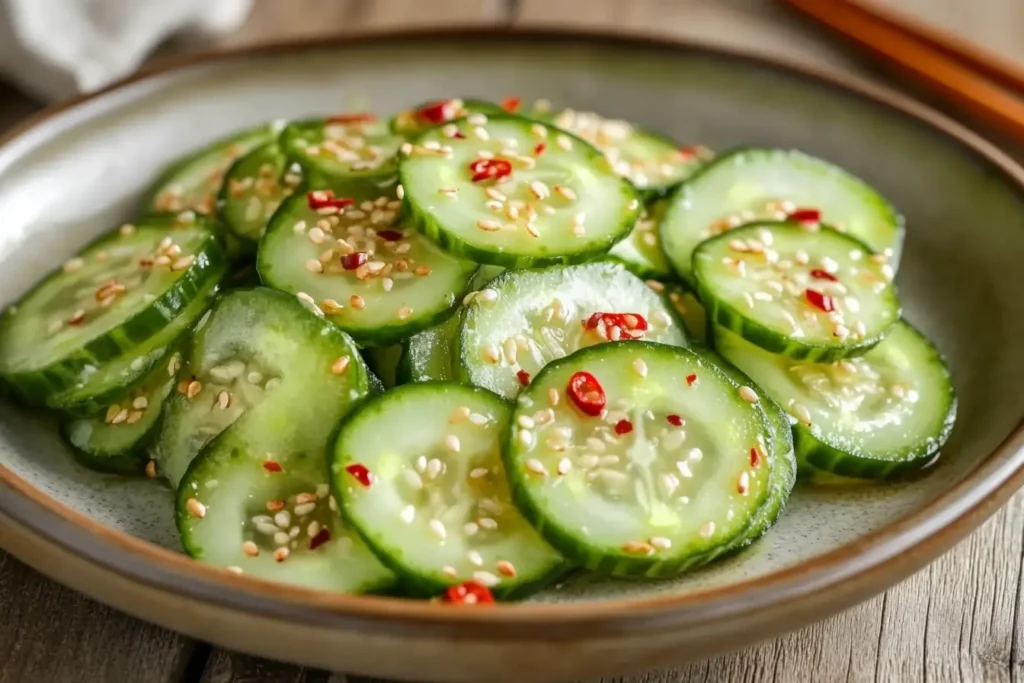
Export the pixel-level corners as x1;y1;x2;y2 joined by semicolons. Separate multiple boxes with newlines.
779;0;1024;140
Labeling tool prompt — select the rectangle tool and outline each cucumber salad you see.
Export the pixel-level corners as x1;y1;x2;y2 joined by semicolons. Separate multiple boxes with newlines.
0;96;955;603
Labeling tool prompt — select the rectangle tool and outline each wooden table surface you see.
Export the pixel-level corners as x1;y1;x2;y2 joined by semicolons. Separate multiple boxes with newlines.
2;1;1024;681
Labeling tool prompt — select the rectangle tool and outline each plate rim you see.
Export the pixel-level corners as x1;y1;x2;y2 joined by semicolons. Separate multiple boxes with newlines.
1;26;1023;639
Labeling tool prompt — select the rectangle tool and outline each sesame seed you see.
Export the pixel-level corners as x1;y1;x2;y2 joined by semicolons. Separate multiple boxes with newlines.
468;550;484;567
556;458;572;475
442;565;459;578
215;390;230;410
792;402;812;425
400;505;415;523
477;219;501;232
738;472;750;495
632;359;648;378
274;547;290;562
556;134;573;150
226;566;244;575
350;295;366;310
305;259;323;274
450;406;471;424
738;386;759;403
398;306;414;320
429;519;447;540
529;180;550;200
145;460;157;478
622;541;655;555
186;380;202;400
186;498;206;518
274;511;291;528
699;521;716;538
517;415;535;430
63;257;84;272
469;412;489;426
473;571;500;587
242;541;259;557
404;469;424;489
478;517;498;530
496;560;517;577
483;344;500;364
525;458;546;475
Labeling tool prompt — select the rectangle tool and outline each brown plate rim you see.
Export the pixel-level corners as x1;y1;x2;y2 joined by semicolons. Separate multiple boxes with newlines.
1;26;1023;639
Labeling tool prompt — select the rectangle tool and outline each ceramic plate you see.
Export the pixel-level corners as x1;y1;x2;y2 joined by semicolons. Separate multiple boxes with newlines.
1;30;1023;682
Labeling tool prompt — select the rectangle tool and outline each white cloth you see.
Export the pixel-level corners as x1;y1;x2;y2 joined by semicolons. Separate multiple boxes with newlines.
0;0;253;101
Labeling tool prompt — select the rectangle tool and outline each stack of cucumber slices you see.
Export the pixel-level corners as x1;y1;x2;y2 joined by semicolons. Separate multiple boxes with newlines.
0;96;956;602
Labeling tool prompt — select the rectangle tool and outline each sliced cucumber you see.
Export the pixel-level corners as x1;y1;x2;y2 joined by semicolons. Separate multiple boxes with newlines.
503;341;773;577
61;348;182;475
542;107;710;197
456;262;687;399
259;190;478;346
331;382;566;598
390;98;505;136
715;322;956;479
0;216;226;403
152;287;370;488
652;280;707;347
660;147;904;285
145;123;279;216
399;113;642;267
218;142;302;243
280;115;403;190
605;199;673;280
694;221;900;361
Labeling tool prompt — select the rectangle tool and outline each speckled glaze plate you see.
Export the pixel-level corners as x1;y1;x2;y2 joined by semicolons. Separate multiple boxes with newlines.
1;30;1023;683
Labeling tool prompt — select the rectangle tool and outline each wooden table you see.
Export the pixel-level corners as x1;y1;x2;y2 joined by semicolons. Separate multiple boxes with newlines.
2;1;1023;681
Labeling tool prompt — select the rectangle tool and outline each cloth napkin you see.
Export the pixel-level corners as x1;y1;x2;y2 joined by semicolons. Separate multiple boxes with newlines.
0;0;253;102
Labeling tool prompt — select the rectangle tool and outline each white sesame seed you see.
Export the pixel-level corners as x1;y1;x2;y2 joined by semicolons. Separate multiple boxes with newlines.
556;458;572;475
556;134;572;150
699;521;716;538
469;412;489;426
483;344;500;364
429;519;447;540
517;415;535;430
519;430;535;448
473;571;500;587
226;566;244;574
477;219;501;232
496;560;517;578
186;498;206;518
632;358;648;378
242;541;259;557
479;288;498;303
400;504;415;524
274;547;290;562
404;469;424;489
444;434;461;453
478;517;498;530
468;550;484;567
470;467;489;479
525;458;546;475
548;388;560;406
650;536;672;550
426;458;443;480
738;386;759;403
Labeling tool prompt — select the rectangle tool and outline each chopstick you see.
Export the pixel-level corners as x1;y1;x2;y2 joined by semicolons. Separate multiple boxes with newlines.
778;0;1024;140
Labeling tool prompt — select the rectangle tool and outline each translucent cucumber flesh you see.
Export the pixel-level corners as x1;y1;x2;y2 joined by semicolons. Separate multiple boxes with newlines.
607;199;672;278
505;342;771;576
694;222;899;351
458;262;687;399
400;114;641;264
658;282;707;346
259;192;477;344
716;323;956;468
390;98;504;136
281;117;403;181
220;143;302;241
661;148;903;284
547;108;709;193
332;383;564;596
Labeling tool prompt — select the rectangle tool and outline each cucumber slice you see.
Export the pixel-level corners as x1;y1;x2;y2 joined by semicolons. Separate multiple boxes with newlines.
46;279;219;417
503;341;773;577
330;382;566;598
362;345;402;389
605;199;673;280
259;190;478;346
543;107;710;197
151;287;370;488
694;221;900;362
218;142;303;243
145;124;279;216
390;98;505;136
660;148;904;285
715;322;956;479
457;262;687;400
280;115;402;190
399;113;642;267
0;216;226;403
651;280;707;347
60;348;182;475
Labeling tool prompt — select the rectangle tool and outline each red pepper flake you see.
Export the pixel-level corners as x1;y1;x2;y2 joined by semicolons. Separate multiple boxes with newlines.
453;131;466;139
567;371;606;417
416;99;456;124
263;460;283;473
804;288;835;313
787;207;822;224
307;190;355;211
501;96;521;113
309;528;331;550
376;229;404;242
341;252;369;270
750;447;762;469
614;419;633;435
326;113;377;125
534;142;546;156
809;268;838;282
584;312;649;340
685;373;697;386
469;158;513;183
516;369;531;386
443;581;495;605
345;463;373;487
667;414;683;427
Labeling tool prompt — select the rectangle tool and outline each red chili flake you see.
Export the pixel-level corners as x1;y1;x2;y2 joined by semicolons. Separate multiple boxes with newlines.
416;99;455;124
309;528;331;550
685;373;697;386
345;463;373;487
534;142;546;156
678;146;699;159
501;96;521;113
750;447;762;469
567;371;606;417
469;158;513;183
584;312;649;340
453;131;466;139
667;414;683;427
804;288;835;313
809;268;838;282
326;113;377;125
376;229;404;242
787;207;821;224
307;190;355;211
341;252;369;270
263;460;283;473
614;419;634;435
443;581;495;605
516;370;531;386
